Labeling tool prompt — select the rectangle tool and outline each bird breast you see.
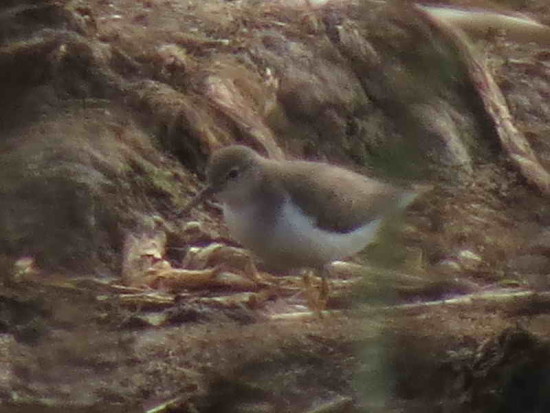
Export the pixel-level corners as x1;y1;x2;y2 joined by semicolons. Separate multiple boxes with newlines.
222;198;383;269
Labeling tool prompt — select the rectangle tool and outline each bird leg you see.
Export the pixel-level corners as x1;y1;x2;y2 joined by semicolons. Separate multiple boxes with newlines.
302;267;330;315
302;269;317;312
242;252;261;284
319;264;331;309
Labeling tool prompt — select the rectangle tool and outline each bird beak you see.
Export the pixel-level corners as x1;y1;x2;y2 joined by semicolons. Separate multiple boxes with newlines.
179;185;216;217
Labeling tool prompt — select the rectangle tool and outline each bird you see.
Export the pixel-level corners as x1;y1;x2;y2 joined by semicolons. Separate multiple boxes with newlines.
184;145;425;309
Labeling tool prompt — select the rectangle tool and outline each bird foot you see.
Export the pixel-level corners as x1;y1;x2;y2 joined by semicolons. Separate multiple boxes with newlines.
302;271;329;316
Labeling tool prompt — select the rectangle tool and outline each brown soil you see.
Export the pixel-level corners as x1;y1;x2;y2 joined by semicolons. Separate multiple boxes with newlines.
0;0;549;412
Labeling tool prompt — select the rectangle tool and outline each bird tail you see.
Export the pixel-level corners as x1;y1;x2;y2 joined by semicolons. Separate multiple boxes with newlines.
398;184;432;209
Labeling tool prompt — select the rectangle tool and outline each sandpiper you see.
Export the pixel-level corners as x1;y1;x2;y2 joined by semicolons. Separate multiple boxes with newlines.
184;145;425;307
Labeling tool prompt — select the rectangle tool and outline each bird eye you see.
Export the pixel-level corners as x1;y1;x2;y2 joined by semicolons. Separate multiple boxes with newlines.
227;168;239;180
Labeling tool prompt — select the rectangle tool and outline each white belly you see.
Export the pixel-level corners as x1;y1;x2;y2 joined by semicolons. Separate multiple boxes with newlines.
223;199;382;268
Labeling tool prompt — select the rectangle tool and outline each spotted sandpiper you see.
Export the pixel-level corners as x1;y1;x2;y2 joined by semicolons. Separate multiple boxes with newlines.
184;145;425;307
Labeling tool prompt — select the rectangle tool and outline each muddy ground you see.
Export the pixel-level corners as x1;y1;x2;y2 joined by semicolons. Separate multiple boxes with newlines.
0;0;549;412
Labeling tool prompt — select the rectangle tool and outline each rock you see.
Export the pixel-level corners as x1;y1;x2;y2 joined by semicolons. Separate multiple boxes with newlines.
507;254;550;290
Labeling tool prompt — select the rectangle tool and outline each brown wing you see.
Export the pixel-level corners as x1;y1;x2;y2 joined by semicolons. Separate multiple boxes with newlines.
271;160;409;233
